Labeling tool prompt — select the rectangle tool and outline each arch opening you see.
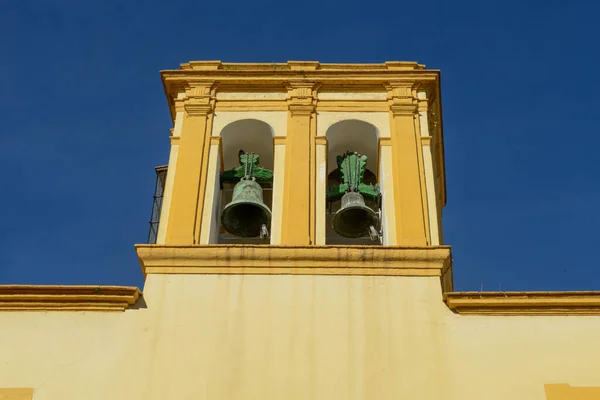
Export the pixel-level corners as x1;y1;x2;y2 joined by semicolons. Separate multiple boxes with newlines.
325;120;381;245
215;119;275;244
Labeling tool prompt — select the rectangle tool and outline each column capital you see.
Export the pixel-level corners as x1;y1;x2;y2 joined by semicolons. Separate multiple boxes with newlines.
285;81;320;98
288;103;315;117
181;82;218;116
386;81;417;116
285;81;319;116
184;101;213;116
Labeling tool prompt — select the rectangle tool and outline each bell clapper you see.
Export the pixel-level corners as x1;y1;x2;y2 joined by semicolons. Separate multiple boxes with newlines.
368;226;378;241
260;224;270;239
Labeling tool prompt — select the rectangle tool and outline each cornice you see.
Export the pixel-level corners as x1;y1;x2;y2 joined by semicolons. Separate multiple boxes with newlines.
177;60;426;71
445;291;600;316
0;285;141;312
135;245;452;280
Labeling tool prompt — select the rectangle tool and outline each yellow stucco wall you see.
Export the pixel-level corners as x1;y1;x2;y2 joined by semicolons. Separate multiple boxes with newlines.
1;275;600;400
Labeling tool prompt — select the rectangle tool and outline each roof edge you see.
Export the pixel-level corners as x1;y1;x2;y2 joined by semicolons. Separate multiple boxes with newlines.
0;285;142;312
445;291;600;316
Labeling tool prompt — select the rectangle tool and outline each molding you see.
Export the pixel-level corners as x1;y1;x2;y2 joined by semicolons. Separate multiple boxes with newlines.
177;61;425;72
316;100;388;112
209;136;221;145
385;61;426;70
136;245;452;281
173;98;185;113
169;136;180;144
315;136;328;146
273;136;286;145
389;103;418;116
288;61;321;71
184;102;212;116
214;100;287;111
421;136;432;146
288;103;315;116
445;291;600;315
0;286;141;312
286;81;318;98
378;137;393;146
181;60;222;70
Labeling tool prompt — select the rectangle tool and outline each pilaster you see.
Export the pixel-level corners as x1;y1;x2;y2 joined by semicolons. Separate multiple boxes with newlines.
386;82;428;246
280;82;319;245
165;82;217;245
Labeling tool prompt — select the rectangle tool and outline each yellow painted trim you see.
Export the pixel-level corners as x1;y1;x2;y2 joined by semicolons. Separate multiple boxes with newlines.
545;384;600;399
178;60;426;71
193;88;217;244
444;292;600;315
136;244;452;278
214;100;287;111
280;82;318;245
376;137;392;180
164;83;216;245
314;141;328;245
420;136;432;146
387;84;428;246
270;142;286;244
198;142;222;244
414;107;431;246
315;136;328;146
209;136;224;172
316;100;388;112
309;105;317;243
214;99;389;113
429;94;447;206
0;388;34;400
0;286;141;312
378;137;392;146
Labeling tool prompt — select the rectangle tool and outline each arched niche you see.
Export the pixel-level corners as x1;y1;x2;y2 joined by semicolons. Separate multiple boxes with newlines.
216;119;275;244
324;119;380;245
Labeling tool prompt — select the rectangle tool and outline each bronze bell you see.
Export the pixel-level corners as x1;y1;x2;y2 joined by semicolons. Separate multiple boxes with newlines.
221;177;271;238
332;191;378;238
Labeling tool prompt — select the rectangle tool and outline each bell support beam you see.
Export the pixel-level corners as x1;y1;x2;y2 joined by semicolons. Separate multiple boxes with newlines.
387;82;429;246
164;82;217;245
280;82;319;245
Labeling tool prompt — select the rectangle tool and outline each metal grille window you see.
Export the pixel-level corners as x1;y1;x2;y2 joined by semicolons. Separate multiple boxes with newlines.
148;166;168;244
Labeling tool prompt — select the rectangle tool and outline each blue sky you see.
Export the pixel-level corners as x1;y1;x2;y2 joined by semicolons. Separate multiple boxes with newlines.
1;0;599;291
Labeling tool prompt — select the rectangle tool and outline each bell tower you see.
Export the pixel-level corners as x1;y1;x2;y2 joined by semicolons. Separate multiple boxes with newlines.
143;60;446;249
135;61;452;399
